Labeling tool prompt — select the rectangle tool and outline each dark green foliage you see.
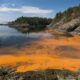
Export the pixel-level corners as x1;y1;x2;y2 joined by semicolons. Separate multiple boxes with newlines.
8;17;52;33
13;16;52;25
52;12;63;24
52;5;80;24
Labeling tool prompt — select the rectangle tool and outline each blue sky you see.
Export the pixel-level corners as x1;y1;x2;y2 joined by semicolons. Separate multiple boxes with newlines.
0;0;80;23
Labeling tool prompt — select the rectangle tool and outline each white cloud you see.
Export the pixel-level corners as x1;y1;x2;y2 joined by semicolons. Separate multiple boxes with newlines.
0;6;53;14
0;7;18;12
20;6;53;14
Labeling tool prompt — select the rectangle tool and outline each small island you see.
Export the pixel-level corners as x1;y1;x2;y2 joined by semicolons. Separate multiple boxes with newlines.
8;17;52;33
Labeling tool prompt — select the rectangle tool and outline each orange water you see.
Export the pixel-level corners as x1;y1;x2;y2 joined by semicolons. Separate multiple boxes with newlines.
0;36;80;72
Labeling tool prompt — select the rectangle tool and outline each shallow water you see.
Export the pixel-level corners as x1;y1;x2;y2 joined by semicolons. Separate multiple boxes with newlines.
0;25;52;47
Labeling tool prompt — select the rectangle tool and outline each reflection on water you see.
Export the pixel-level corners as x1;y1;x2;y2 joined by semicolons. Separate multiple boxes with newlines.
0;25;52;47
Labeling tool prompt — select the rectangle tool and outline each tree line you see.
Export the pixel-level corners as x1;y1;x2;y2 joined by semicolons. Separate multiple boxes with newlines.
8;17;52;33
52;5;80;24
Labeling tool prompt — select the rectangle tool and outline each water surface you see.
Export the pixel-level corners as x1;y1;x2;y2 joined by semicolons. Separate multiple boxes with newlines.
0;25;52;47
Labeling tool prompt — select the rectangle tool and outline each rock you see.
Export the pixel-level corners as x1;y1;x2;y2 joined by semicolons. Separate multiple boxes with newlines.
48;5;80;36
52;17;80;35
71;26;80;35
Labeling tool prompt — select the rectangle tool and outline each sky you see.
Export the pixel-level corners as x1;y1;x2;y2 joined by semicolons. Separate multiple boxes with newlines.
0;0;80;23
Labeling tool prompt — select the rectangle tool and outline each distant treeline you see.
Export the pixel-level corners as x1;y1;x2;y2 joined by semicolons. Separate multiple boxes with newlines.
52;5;80;24
8;17;52;33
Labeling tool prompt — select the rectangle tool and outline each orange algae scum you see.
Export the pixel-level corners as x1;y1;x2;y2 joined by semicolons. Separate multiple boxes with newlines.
0;36;80;72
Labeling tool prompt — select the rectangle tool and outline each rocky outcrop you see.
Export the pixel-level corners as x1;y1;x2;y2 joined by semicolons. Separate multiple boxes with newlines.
49;5;80;35
49;17;80;35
